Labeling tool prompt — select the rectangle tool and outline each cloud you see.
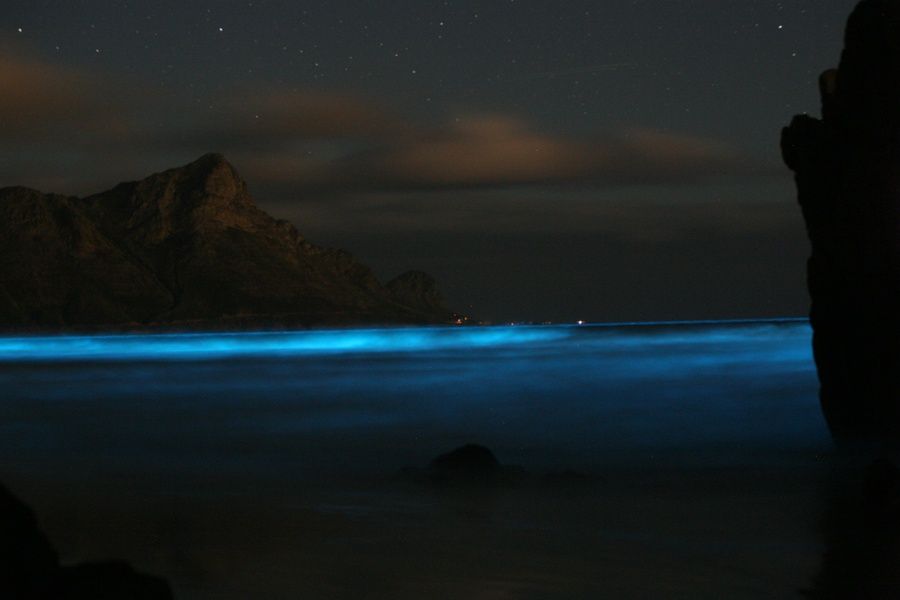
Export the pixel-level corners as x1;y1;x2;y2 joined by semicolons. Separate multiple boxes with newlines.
0;50;765;198
603;128;744;182
322;116;756;191
222;89;403;141
271;177;798;239
0;54;130;140
137;87;409;159
337;115;595;188
230;153;332;186
137;92;751;193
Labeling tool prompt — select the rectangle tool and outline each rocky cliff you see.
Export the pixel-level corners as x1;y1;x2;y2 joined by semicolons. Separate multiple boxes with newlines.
781;0;900;444
386;270;446;314
0;154;454;330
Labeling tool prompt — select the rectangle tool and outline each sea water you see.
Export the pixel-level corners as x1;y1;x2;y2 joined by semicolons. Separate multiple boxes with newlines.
0;320;827;472
0;320;833;598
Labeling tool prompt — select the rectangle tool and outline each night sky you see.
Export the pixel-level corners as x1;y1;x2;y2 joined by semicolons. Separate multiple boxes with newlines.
0;1;858;322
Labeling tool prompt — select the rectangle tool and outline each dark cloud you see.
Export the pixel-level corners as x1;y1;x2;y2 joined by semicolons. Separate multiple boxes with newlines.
329;117;759;191
158;88;407;155
334;115;594;189
267;177;799;240
0;54;108;138
221;89;404;141
217;110;766;194
0;51;770;201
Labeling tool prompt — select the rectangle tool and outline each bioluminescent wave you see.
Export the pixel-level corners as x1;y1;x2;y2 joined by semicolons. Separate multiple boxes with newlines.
0;325;572;362
0;320;810;363
0;319;823;477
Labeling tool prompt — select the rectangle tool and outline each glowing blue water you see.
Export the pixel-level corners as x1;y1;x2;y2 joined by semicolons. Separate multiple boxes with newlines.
0;319;808;362
0;320;827;481
0;325;572;361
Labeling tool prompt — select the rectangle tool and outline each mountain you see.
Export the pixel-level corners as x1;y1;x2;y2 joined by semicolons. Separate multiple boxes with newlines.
386;271;446;314
0;153;455;330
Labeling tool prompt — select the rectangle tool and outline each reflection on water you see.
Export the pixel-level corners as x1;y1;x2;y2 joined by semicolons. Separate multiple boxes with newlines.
0;320;842;598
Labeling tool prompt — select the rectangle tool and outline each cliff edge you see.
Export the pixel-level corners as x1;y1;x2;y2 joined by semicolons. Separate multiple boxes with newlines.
782;0;900;444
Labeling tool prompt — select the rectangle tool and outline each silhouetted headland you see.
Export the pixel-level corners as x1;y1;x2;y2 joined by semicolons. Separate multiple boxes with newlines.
782;0;900;447
0;153;460;331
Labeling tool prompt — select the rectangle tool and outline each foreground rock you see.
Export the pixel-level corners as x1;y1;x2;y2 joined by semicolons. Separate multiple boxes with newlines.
400;444;541;487
781;0;900;445
428;444;503;483
0;483;172;599
0;154;455;330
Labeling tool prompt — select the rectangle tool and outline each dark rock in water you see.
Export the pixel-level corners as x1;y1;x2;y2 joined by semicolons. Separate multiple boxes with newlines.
781;0;900;445
404;445;588;488
426;444;504;484
0;483;173;599
0;153;454;330
431;444;500;472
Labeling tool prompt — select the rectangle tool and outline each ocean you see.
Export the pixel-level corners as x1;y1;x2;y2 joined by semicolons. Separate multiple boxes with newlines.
0;320;837;598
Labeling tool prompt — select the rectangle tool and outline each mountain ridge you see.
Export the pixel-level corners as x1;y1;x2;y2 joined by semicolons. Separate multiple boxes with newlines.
0;154;456;331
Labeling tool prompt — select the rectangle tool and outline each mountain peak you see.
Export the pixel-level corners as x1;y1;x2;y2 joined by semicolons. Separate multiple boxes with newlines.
0;157;456;330
135;152;253;215
175;152;246;200
387;270;446;313
193;152;228;165
79;152;259;243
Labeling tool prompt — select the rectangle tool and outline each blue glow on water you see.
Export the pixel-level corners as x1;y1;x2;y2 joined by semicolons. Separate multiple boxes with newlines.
0;319;811;363
0;325;572;361
0;319;825;475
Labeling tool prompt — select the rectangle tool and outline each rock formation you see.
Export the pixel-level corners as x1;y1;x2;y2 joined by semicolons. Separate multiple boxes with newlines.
0;153;455;330
386;270;446;314
781;0;900;445
429;444;502;482
0;483;173;599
